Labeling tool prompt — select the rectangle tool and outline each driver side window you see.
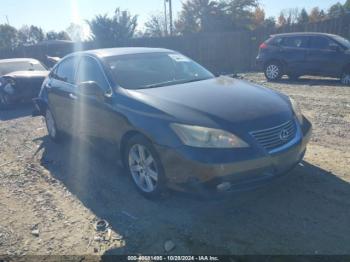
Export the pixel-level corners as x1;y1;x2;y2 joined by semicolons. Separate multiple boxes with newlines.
76;56;110;91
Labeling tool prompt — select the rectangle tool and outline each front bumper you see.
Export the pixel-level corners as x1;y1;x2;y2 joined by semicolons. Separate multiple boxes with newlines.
156;117;312;194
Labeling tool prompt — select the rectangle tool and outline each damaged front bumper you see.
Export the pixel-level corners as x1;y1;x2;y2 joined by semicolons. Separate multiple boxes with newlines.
156;117;312;196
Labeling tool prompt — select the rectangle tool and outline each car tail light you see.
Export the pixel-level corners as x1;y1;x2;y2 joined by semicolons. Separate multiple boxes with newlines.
259;42;268;49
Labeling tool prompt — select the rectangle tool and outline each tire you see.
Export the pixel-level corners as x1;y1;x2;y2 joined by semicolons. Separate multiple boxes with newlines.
264;62;283;81
340;72;350;86
124;134;167;198
0;92;11;110
45;109;63;143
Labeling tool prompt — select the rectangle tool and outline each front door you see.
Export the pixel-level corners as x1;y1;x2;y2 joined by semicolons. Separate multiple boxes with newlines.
74;56;117;142
305;36;344;76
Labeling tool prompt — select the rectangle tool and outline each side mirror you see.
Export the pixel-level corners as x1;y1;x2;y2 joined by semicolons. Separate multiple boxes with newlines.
78;81;105;99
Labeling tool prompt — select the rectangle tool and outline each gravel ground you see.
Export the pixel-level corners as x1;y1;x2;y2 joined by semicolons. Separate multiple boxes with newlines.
0;73;350;259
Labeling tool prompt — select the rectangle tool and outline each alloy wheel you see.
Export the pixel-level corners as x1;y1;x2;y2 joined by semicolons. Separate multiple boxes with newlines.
266;64;280;80
128;144;159;193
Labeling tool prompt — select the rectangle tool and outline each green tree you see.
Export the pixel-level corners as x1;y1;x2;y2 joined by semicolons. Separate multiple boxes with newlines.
18;25;45;46
175;0;228;34
88;8;137;47
328;2;345;18
344;0;350;11
175;0;258;34
298;8;309;24
46;31;71;41
261;17;276;29
0;24;18;50
225;0;259;29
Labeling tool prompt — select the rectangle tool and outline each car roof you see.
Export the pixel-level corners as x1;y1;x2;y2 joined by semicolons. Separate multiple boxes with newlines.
0;58;41;64
72;47;175;59
270;32;339;38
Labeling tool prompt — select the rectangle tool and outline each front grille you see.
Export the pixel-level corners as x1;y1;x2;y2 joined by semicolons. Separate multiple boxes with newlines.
250;120;297;152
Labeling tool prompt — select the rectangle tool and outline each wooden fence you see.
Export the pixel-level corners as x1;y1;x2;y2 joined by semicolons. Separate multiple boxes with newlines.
1;14;350;74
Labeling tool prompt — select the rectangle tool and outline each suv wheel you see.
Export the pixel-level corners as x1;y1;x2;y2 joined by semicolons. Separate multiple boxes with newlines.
125;135;166;198
264;62;283;81
341;72;350;86
45;109;62;142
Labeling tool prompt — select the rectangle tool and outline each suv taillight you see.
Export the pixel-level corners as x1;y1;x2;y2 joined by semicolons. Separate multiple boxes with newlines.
259;43;268;49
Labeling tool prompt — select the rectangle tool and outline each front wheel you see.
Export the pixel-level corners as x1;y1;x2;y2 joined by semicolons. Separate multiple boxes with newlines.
264;62;283;81
45;109;62;143
341;72;350;86
125;135;166;198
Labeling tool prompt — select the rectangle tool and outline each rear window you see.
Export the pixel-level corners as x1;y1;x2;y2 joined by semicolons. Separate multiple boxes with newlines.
281;36;308;48
268;37;283;46
0;60;46;76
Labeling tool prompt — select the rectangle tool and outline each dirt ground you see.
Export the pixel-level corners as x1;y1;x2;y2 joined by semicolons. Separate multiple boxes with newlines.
0;73;350;259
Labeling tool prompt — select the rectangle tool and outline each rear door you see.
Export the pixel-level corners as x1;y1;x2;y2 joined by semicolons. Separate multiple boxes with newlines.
47;56;80;133
279;36;309;75
305;36;344;76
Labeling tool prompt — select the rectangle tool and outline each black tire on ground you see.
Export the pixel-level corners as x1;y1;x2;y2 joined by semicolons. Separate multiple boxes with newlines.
124;134;167;198
264;62;283;81
45;109;63;143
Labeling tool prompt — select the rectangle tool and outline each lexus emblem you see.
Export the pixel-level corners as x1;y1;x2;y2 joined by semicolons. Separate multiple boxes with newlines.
279;129;290;141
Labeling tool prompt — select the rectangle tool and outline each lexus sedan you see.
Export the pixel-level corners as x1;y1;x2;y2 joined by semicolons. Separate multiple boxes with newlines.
0;58;49;109
34;48;312;198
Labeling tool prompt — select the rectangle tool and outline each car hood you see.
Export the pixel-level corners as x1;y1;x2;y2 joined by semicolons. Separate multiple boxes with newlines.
2;71;49;78
127;76;294;132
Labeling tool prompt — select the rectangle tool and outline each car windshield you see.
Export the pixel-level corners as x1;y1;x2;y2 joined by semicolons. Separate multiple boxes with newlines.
105;52;215;89
333;35;350;49
0;60;46;76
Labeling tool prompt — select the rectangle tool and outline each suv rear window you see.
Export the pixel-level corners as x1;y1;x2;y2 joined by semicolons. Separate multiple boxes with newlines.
281;36;308;48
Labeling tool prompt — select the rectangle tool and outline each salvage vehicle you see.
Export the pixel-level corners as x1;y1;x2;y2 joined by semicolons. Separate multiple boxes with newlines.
256;32;350;85
34;48;312;198
0;58;49;109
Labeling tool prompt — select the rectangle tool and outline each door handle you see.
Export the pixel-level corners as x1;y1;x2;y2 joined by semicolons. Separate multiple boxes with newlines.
69;93;78;100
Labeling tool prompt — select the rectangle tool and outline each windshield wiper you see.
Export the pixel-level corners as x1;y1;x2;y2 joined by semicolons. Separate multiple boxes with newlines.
140;77;212;89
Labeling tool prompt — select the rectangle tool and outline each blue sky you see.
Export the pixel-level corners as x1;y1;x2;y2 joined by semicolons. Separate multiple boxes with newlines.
0;0;346;32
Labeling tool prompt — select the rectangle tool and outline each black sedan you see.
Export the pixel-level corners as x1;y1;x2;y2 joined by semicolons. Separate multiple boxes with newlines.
34;48;312;198
0;58;49;109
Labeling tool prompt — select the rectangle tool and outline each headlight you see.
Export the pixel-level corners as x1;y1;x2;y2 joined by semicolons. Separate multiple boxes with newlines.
289;97;303;124
171;123;249;148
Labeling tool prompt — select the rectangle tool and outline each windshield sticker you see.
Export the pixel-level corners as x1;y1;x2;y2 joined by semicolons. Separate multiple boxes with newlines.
168;54;191;62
